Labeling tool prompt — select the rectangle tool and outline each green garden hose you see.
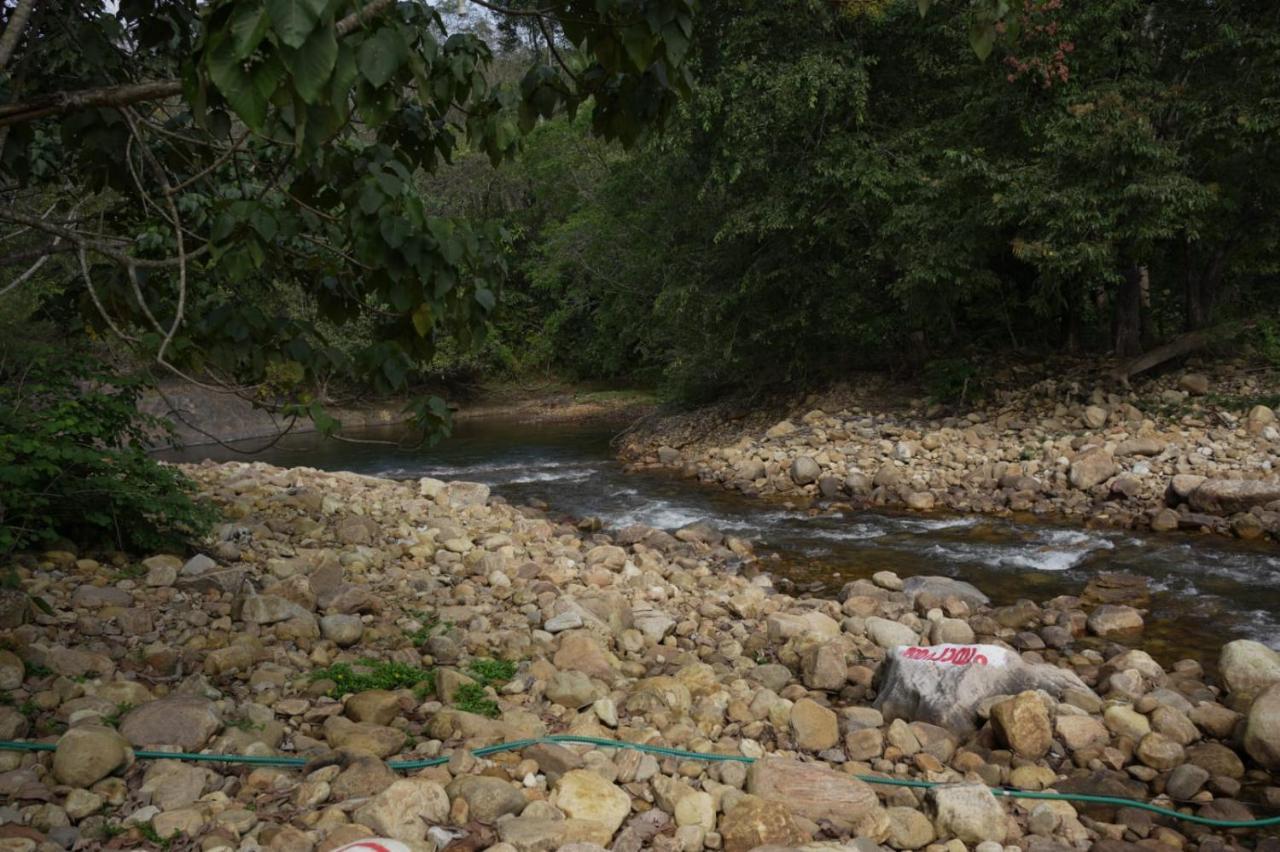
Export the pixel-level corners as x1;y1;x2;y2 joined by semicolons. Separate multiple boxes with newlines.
3;734;1278;830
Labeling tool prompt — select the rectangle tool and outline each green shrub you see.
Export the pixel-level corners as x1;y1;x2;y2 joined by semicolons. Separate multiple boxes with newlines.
921;358;989;406
0;347;216;554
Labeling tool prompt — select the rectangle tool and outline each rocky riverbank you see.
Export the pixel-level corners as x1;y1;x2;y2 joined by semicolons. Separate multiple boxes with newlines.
1;462;1279;851
619;363;1280;543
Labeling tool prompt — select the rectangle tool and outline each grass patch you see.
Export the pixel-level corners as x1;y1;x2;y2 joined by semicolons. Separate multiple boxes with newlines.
573;388;657;406
309;659;435;699
452;682;499;718
466;658;516;688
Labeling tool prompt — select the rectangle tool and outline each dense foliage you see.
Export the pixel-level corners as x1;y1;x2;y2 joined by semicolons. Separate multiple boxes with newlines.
439;0;1280;399
0;346;215;552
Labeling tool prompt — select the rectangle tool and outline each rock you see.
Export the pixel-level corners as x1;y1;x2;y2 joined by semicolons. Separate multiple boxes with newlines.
1179;373;1210;395
553;631;618;681
1188;479;1280;515
1246;404;1277;436
52;725;130;788
674;791;715;832
1086;605;1144;637
1083;406;1107;429
845;472;872;494
320;614;364;646
874;643;1094;734
1244;682;1280;769
905;491;935;511
0;650;23;690
1116;437;1165;457
790;698;839;751
790;457;820;486
1103;705;1151;740
442;481;490;508
497;817;612;851
345;690;401;726
446;775;527;823
929;784;1006;845
747;757;888;838
120;697;221;751
331;754;396;800
545;671;602;709
765;420;798;439
323;716;406;757
1136;732;1185;770
817;474;844;498
1069;447;1116;490
140;761;211;810
1055;715;1108;751
352;779;449;842
63;788;104;820
901;576;990;611
242;594;309;625
765;611;840;643
886;806;935;851
142;555;181;587
990;692;1052;758
1219;640;1280;701
801;643;846;691
866;616;918;649
1150;508;1180;532
1165;764;1210;800
554;770;631;840
719;796;809;852
1168;473;1207;501
657;447;681;465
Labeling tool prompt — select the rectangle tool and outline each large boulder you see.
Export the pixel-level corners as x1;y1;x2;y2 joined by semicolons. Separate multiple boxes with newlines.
554;769;631;841
873;644;1094;734
747;756;888;839
1243;683;1280;769
990;692;1052;759
352;778;449;842
1219;640;1280;702
1188;479;1280;515
719;796;809;852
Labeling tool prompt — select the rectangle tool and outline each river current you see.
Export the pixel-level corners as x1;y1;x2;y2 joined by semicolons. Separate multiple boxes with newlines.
164;417;1280;663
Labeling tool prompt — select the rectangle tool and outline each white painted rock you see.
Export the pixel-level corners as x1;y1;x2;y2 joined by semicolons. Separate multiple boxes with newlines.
873;644;1094;733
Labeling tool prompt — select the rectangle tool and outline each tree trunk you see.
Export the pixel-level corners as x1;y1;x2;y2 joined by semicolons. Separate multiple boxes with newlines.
1185;249;1227;332
1113;264;1144;358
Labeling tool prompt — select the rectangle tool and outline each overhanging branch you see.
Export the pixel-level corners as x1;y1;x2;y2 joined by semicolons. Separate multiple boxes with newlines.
0;0;399;129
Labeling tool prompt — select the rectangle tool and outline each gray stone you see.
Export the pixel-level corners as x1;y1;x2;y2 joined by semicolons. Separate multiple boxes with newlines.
790;457;821;486
1188;479;1280;515
1219;640;1280;701
1244;682;1280;769
53;725;130;788
747;757;888;838
902;576;990;611
929;784;1007;844
120;697;221;751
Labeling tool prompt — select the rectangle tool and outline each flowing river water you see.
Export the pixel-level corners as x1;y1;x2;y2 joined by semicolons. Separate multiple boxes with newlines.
165;417;1280;665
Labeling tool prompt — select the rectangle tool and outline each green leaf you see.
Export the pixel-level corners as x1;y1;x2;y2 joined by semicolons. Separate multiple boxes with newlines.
283;24;337;103
266;0;325;50
357;27;408;88
917;0;931;17
229;2;270;60
411;303;433;336
474;286;495;311
206;33;286;130
970;21;996;60
621;25;654;71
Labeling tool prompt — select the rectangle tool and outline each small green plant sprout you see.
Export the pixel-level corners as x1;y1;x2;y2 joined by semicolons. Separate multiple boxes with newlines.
452;682;500;718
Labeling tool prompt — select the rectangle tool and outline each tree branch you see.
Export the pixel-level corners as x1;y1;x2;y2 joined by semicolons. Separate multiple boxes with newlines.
0;0;36;70
0;0;399;129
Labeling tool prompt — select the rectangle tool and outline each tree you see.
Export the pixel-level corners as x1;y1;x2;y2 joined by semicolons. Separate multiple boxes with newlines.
0;0;697;434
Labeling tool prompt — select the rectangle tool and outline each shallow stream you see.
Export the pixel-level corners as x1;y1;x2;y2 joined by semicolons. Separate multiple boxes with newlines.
165;418;1280;664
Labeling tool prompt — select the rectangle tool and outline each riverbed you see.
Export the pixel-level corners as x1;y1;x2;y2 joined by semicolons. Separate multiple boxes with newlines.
164;418;1280;663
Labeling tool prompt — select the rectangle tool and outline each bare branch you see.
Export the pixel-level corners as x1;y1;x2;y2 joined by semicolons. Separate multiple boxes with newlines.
0;0;36;70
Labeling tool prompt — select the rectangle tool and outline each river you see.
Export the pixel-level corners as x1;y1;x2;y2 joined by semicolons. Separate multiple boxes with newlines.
164;417;1280;664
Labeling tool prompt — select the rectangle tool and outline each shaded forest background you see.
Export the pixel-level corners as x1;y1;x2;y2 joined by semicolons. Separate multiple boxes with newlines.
430;0;1280;400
